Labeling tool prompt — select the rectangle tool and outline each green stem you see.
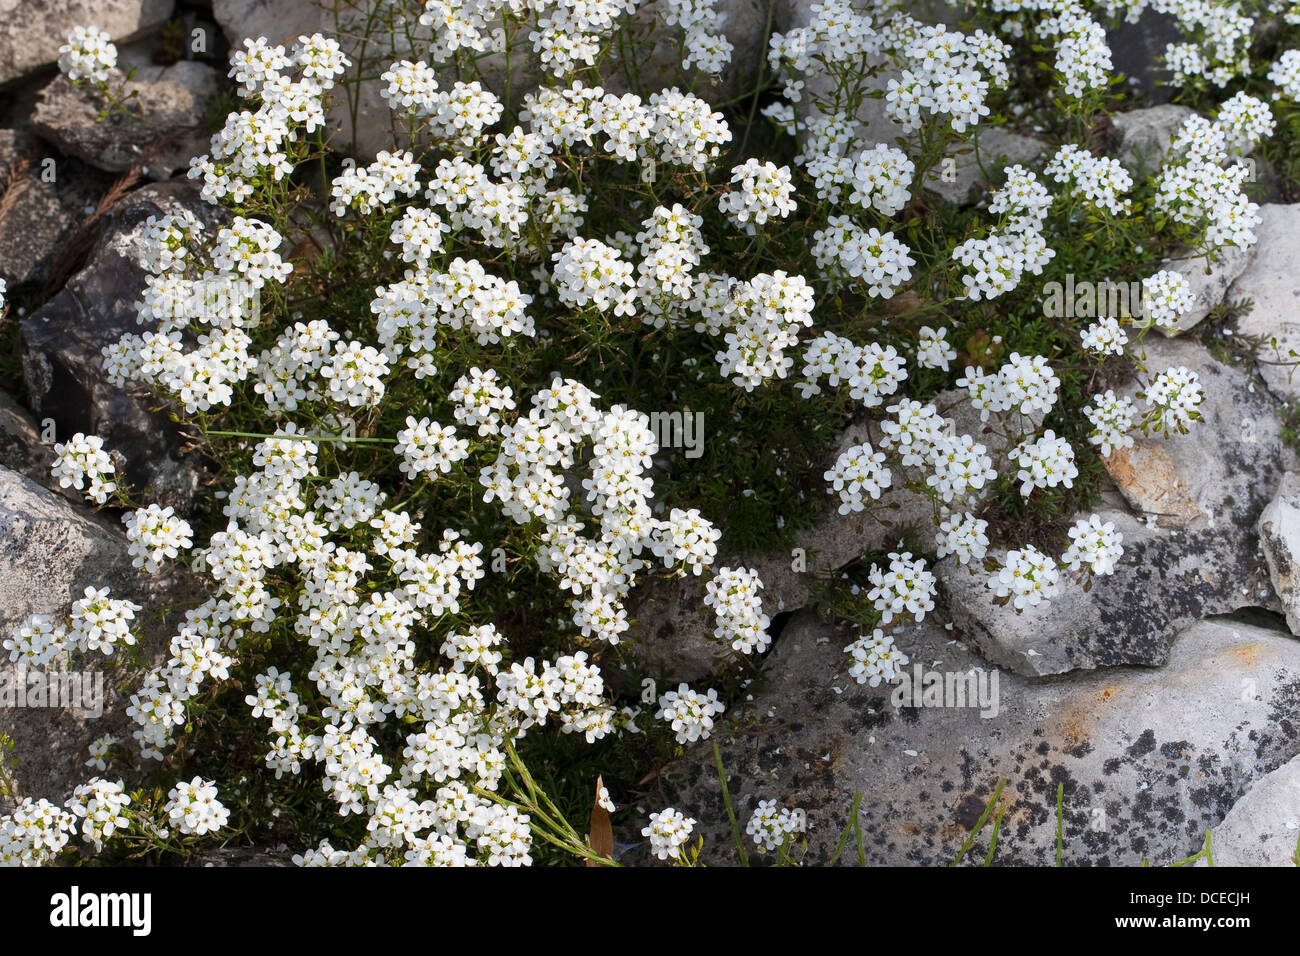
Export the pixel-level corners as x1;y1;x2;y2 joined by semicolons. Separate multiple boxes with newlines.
712;738;749;866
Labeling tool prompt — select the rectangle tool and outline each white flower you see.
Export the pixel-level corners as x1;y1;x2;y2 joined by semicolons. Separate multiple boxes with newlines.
164;776;230;836
656;684;725;744
642;807;696;860
1141;270;1195;331
719;159;797;230
1085;390;1136;456
703;566;769;653
122;505;194;574
746;799;805;852
1141;366;1204;435
1061;514;1124;575
987;546;1060;610
58;25;117;84
935;512;989;565
1011;430;1078;498
845;628;909;687
867;552;936;624
825;442;892;514
51;432;117;505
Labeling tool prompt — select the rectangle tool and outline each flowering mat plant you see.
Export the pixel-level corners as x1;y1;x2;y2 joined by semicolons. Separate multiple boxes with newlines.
2;0;1298;867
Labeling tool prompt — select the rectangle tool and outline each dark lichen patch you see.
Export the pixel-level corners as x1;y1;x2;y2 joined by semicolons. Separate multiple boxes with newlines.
954;792;989;829
1126;729;1157;759
1159;740;1191;761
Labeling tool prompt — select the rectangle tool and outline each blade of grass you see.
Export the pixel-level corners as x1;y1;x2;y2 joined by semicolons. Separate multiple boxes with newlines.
855;800;866;867
983;803;1007;867
712;739;749;866
950;778;1006;867
828;792;862;866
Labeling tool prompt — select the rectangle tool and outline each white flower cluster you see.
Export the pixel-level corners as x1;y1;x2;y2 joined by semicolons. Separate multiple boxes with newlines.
1010;430;1078;498
987;545;1060;611
396;417;469;478
330;150;422;217
1157;112;1261;252
825;442;892;514
121;504;194;574
3;613;65;669
652;508;721;576
1217;92;1276;155
883;24;1011;133
449;366;516;437
1081;316;1128;355
1269;48;1300;100
164;777;231;836
879;400;944;467
1160;2;1254;89
643;807;696;860
1062;514;1124;575
1046;144;1133;216
193;35;348;203
958;352;1061;422
917;326;957;371
811;216;915;297
426;81;504;148
1140;270;1196;330
58;25;117;84
799;332;907;407
1039;6;1112;98
746;799;805;852
845;628;909;687
719;159;797;232
0;798;76;866
1085;390;1138;457
656;683;725;744
551;237;636;315
769;0;878;102
662;0;734;74
1141;365;1204;435
866;552;936;625
528;0;637;78
712;271;816;390
703;566;771;653
50;432;117;505
953;165;1055;300
635;204;710;320
935;512;990;566
927;432;998;504
67;778;131;851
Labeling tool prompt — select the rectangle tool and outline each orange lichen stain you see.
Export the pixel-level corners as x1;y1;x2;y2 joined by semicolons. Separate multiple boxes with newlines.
1228;644;1264;667
901;820;920;836
1102;445;1203;525
1099;685;1120;703
1062;714;1087;742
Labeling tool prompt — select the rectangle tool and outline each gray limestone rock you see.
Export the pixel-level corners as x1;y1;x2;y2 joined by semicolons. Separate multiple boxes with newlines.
658;612;1300;866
